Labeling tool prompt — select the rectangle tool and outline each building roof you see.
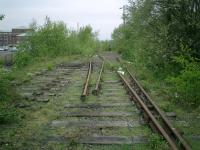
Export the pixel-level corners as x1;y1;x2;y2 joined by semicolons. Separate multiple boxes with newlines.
16;33;29;37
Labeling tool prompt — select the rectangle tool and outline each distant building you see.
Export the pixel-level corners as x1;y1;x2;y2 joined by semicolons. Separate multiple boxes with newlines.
0;28;31;46
12;28;31;34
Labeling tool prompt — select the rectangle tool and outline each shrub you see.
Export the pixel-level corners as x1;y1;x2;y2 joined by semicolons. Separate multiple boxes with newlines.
14;50;32;68
15;17;99;68
167;56;200;107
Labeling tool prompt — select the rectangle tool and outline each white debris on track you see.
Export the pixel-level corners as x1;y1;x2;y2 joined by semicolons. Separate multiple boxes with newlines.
117;67;125;75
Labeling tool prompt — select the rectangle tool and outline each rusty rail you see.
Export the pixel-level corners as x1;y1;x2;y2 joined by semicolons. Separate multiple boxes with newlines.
117;72;179;150
92;61;104;95
126;68;191;150
81;61;92;100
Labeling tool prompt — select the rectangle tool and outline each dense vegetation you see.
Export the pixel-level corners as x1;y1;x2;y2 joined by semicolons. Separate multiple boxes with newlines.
15;17;99;67
112;0;200;107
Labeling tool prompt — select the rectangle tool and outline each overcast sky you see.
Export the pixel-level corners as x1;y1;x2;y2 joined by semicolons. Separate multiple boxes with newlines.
0;0;127;40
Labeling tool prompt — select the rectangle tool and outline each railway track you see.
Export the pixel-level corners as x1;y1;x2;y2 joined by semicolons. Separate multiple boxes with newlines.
80;56;191;149
117;68;191;150
81;61;92;100
48;57;149;148
9;53;192;149
92;61;104;95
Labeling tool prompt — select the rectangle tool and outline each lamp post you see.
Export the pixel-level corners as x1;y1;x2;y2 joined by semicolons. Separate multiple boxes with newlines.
120;6;126;26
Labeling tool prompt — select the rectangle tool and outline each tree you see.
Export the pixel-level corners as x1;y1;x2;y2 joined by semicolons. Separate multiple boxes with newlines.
0;15;4;21
112;0;200;106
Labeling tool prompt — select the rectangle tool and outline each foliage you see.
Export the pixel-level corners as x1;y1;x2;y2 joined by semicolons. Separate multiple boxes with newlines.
15;17;99;67
100;40;111;51
111;25;128;54
0;68;19;124
15;49;32;68
167;45;200;106
47;63;54;71
112;0;200;107
0;14;4;20
0;69;16;101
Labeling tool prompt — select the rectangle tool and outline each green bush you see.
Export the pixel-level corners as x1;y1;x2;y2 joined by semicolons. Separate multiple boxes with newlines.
47;64;54;71
15;50;32;68
169;65;200;106
15;17;99;68
167;53;200;106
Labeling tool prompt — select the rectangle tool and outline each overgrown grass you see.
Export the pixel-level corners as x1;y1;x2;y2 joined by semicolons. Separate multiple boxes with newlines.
0;68;19;124
0;54;82;126
0;106;18;124
0;17;100;125
148;134;168;150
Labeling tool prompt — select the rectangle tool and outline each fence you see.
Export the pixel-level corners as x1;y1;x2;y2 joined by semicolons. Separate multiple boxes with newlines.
0;51;14;66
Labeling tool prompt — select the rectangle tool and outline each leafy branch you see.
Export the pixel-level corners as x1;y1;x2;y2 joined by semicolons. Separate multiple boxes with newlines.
0;14;5;20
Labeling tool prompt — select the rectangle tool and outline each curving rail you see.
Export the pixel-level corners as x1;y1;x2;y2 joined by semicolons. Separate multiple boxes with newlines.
117;69;191;150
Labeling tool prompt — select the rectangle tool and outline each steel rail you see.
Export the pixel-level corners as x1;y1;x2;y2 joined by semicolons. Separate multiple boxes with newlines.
92;61;104;95
126;68;191;150
117;72;179;150
81;61;92;100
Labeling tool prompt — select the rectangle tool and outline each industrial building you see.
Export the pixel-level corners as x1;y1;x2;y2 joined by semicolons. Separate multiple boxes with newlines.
0;28;31;47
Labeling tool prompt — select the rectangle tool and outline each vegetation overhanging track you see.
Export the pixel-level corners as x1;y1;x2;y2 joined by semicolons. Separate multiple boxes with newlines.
92;61;104;95
81;61;92;100
118;72;184;150
126;68;191;150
